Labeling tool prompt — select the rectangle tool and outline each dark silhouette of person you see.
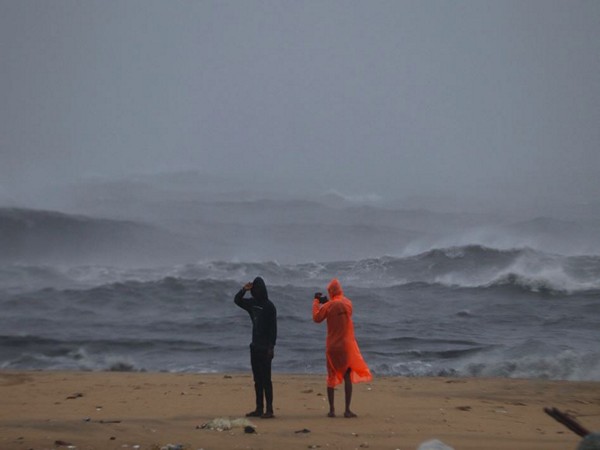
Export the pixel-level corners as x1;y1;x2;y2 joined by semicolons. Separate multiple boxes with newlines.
234;276;277;418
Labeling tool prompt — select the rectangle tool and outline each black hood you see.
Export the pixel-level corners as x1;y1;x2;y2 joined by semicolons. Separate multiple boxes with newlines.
251;276;268;302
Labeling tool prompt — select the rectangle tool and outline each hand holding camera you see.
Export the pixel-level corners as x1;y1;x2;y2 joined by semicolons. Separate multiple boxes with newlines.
314;292;328;304
243;282;253;291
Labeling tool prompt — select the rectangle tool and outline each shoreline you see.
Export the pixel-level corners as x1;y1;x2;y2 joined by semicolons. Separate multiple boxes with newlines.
1;371;598;450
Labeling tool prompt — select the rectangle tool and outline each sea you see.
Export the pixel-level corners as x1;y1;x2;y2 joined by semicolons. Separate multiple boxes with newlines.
1;244;599;380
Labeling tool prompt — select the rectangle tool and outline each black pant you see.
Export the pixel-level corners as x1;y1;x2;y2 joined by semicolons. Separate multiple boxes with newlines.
250;345;273;413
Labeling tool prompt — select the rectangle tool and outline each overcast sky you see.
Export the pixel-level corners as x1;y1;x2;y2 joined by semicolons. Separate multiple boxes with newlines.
1;0;599;205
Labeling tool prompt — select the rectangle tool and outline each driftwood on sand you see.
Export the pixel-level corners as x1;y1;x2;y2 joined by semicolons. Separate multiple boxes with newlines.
544;406;591;437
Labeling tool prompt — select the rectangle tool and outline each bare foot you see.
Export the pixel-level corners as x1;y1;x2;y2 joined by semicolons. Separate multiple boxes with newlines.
327;411;336;418
344;411;357;418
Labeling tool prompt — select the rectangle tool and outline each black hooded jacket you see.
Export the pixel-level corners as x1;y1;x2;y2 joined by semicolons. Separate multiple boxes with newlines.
234;277;277;351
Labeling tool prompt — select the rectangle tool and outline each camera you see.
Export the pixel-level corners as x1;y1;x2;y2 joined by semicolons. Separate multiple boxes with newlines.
314;292;329;304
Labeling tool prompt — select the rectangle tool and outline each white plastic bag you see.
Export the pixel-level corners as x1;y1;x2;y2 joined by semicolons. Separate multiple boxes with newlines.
417;439;455;450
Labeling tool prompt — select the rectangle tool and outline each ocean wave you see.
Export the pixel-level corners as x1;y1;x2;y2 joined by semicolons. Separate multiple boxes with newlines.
0;348;143;372
370;349;600;381
0;336;142;372
461;349;600;381
0;264;74;294
485;272;600;294
2;245;600;296
0;334;222;352
2;276;598;380
336;246;600;293
0;334;236;372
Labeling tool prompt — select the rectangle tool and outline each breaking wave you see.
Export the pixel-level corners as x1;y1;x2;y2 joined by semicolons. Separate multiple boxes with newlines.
2;245;599;295
1;245;599;380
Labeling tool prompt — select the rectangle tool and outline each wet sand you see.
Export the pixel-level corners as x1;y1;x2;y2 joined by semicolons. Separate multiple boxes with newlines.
0;371;598;450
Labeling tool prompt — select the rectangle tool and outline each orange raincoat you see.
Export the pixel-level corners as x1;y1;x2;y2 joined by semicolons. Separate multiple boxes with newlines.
312;278;372;388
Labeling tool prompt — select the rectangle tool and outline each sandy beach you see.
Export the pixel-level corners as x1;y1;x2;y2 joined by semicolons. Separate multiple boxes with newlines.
0;371;598;450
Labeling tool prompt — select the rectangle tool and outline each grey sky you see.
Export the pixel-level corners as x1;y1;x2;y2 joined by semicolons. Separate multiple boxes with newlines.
1;0;599;205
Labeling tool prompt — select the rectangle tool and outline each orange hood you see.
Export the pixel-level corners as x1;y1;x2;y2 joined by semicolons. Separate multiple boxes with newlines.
327;278;343;299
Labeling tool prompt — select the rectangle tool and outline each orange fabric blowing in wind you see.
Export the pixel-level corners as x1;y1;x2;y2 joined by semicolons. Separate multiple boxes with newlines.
312;278;372;388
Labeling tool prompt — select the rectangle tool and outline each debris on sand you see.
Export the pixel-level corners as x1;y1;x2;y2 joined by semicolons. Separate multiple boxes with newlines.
578;433;600;450
417;439;454;450
160;444;184;450
198;417;256;432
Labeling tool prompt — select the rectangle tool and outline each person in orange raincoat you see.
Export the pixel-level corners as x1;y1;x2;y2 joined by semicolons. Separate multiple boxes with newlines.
312;278;372;417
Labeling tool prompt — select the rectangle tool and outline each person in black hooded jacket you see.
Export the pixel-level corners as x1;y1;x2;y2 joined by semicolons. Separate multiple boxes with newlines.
234;276;277;418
